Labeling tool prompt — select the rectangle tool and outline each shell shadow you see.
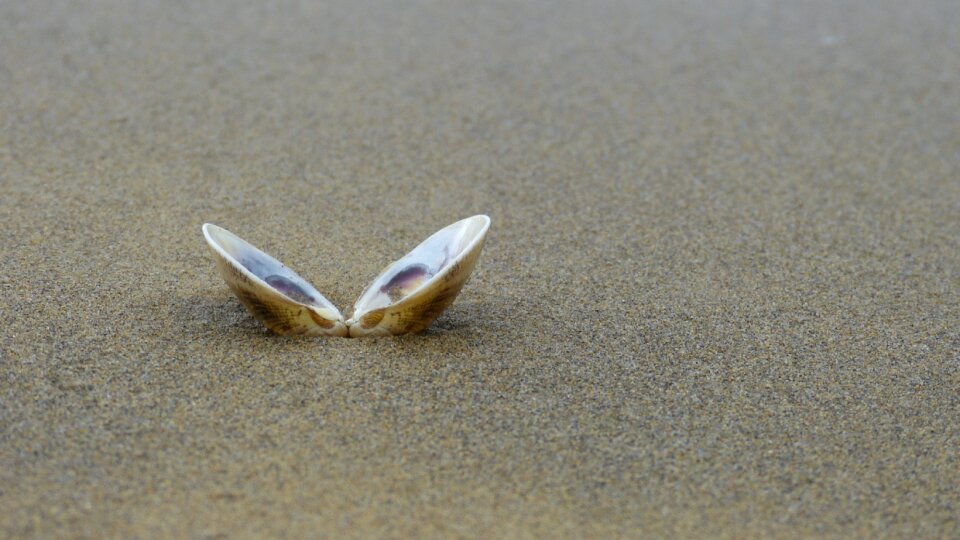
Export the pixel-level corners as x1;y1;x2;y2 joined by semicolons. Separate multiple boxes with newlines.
405;297;504;338
174;290;271;340
173;291;505;344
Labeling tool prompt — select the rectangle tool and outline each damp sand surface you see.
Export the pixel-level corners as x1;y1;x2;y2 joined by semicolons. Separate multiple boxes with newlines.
1;1;959;537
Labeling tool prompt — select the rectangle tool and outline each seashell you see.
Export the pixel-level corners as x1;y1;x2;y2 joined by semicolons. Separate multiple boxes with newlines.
202;224;348;336
202;215;490;338
345;214;490;337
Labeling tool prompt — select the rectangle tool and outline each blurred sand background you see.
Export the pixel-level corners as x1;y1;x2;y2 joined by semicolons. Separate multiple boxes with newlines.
1;0;958;537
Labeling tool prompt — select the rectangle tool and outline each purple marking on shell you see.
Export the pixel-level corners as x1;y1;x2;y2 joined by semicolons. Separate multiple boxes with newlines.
264;274;316;305
381;263;433;301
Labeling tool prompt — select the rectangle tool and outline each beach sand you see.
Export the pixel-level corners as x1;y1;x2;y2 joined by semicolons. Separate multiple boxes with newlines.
1;0;958;537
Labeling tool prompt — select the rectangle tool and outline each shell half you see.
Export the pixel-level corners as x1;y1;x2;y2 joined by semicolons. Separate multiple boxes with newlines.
202;223;348;336
345;215;490;337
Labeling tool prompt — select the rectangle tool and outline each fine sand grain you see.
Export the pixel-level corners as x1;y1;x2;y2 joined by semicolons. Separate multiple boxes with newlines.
1;1;958;537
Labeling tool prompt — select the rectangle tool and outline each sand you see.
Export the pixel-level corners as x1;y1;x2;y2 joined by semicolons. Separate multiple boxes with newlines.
1;0;958;537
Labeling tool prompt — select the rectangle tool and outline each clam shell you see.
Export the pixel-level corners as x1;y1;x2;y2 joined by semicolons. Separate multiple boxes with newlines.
346;215;490;337
202;224;348;337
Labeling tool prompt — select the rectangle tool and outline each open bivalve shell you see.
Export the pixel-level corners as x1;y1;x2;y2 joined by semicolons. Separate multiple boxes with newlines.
202;215;490;338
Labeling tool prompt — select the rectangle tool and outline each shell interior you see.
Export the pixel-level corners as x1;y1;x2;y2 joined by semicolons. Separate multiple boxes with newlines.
351;215;489;319
203;224;341;317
